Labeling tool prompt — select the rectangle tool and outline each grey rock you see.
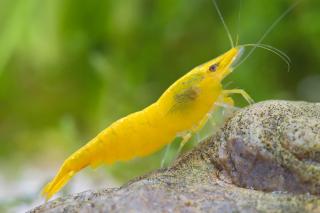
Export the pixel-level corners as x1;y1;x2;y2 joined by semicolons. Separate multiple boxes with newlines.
29;100;320;213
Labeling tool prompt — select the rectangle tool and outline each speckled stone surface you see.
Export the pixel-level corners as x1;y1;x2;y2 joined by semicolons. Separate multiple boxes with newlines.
29;101;320;213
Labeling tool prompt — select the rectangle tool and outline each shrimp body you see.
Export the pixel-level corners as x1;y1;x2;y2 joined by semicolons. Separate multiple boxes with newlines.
42;47;252;200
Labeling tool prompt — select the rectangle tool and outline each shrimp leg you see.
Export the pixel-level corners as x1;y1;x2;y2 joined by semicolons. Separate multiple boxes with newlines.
160;144;172;168
177;132;192;154
161;131;193;167
177;95;235;153
176;109;215;157
223;89;254;105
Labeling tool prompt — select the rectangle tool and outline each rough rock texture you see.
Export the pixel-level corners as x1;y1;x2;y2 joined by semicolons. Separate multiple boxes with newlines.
29;101;320;213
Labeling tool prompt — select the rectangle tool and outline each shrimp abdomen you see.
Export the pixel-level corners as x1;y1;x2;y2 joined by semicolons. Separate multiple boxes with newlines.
42;103;175;200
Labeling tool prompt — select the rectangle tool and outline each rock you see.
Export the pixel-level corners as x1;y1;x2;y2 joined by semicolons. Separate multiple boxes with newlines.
217;100;320;194
29;101;320;213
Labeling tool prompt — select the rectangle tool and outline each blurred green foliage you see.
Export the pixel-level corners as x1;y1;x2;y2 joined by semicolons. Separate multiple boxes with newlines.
0;0;320;195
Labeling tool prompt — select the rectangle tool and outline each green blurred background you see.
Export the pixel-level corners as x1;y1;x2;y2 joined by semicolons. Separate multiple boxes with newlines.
0;0;319;211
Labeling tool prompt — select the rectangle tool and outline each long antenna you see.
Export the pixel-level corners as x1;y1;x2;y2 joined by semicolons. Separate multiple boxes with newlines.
235;0;242;46
239;44;291;72
236;1;301;67
212;0;234;48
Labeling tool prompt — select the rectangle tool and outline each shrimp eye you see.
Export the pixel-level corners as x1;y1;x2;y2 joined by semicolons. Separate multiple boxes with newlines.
209;63;219;72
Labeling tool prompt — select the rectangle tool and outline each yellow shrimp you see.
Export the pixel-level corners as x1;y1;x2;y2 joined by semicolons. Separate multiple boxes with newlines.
42;47;253;200
42;0;299;201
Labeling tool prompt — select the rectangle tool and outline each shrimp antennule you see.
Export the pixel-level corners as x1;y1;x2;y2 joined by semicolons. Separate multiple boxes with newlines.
212;0;234;48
